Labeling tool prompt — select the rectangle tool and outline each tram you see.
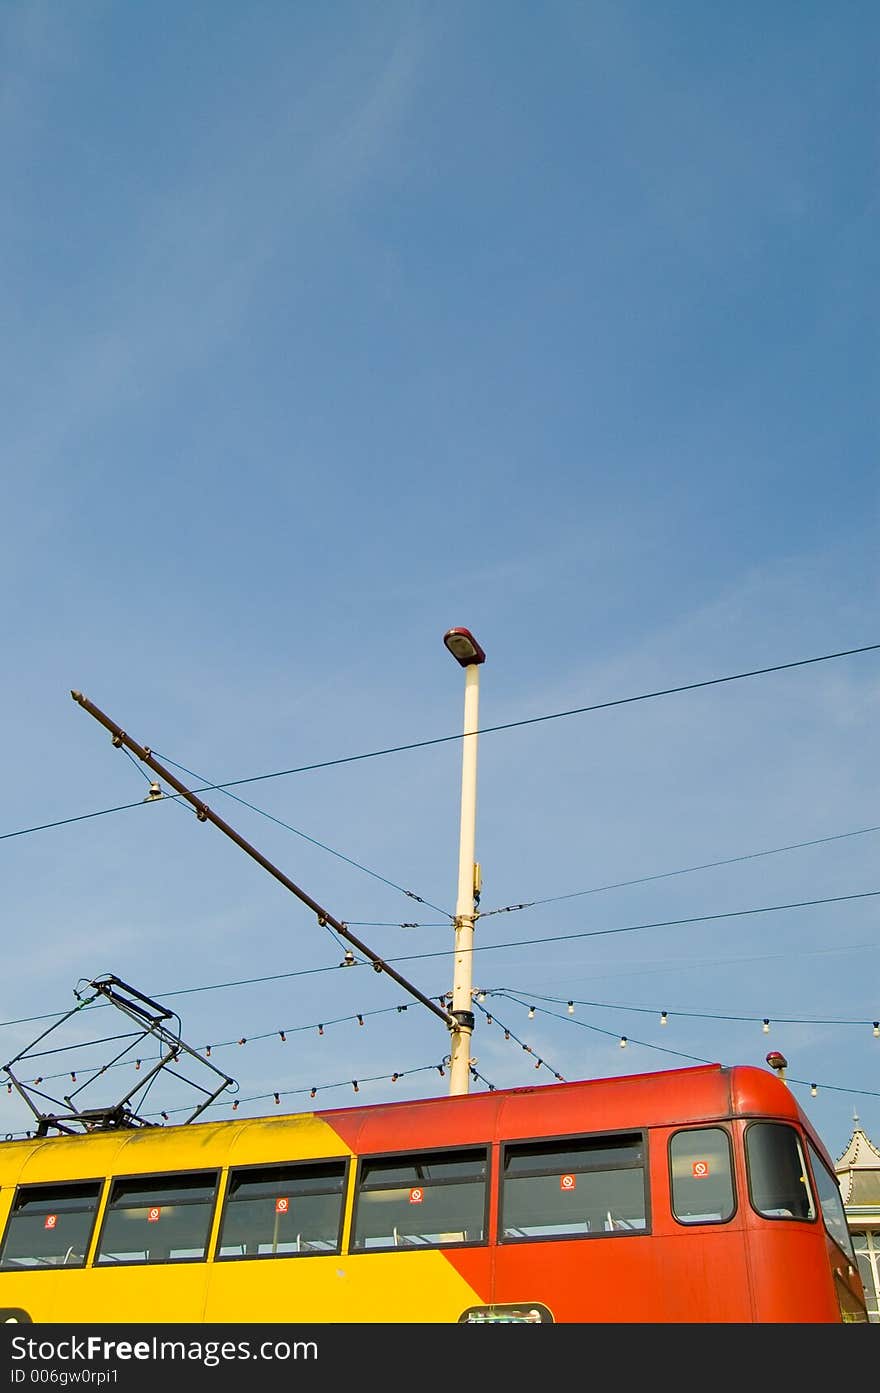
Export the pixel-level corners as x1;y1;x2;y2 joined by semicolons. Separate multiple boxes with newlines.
0;1062;868;1323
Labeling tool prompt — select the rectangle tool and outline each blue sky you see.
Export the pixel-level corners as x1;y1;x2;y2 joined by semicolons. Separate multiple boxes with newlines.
1;1;878;1164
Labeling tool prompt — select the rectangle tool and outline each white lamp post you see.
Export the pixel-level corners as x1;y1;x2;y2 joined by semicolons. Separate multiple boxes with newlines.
443;627;486;1096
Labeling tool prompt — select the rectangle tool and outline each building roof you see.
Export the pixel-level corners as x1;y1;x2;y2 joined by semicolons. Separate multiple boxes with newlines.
835;1125;880;1210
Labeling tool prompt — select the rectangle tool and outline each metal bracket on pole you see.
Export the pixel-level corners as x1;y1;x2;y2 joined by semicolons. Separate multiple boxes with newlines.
449;1010;475;1033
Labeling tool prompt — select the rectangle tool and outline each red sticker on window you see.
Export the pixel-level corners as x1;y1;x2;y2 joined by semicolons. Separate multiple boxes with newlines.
409;1187;424;1204
692;1161;710;1178
560;1174;576;1191
275;1198;289;1214
147;1207;161;1222
44;1215;57;1230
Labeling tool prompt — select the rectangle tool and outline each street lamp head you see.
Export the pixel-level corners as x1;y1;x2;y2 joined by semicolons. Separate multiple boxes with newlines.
443;627;486;667
765;1051;788;1073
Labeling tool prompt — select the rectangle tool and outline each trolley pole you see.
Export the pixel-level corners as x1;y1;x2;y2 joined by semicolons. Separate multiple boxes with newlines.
443;628;486;1097
70;690;458;1035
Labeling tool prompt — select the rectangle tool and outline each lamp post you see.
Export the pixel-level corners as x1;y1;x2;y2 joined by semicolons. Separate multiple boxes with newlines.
443;627;486;1097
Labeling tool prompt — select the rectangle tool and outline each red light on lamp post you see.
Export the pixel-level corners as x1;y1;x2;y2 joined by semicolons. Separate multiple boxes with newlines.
766;1051;788;1085
443;628;486;668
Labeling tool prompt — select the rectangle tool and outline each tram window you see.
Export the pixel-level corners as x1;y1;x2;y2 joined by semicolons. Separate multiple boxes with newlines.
745;1123;816;1221
669;1128;735;1225
216;1159;347;1259
0;1181;102;1270
351;1147;487;1250
807;1141;856;1261
94;1172;217;1265
500;1133;647;1241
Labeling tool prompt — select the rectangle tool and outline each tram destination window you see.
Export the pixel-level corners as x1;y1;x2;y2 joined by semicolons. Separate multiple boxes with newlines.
216;1159;347;1258
670;1128;736;1224
95;1171;217;1265
0;1181;102;1270
501;1133;647;1240
746;1123;816;1221
351;1147;487;1250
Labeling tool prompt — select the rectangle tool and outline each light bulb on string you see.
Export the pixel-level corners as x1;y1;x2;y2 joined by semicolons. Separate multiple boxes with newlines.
810;1084;818;1097
619;1036;628;1048
873;1022;879;1038
660;1011;668;1026
279;1032;286;1043
567;1001;574;1015
762;1019;770;1034
528;1006;535;1019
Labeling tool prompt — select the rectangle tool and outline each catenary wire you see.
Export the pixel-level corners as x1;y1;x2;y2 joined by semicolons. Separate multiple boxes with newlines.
479;823;880;917
5;640;878;843
2;885;878;1033
151;750;451;919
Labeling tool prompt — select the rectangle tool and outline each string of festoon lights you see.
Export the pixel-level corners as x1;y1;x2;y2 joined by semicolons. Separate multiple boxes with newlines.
489;988;880;1039
437;991;567;1083
5;987;594;1100
5;986;878;1133
0;997;501;1137
148;1059;479;1122
478;989;880;1103
3;1057;501;1139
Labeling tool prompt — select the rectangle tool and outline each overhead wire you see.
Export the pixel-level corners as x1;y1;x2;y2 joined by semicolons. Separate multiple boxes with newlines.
2;883;880;1035
4;642;878;1131
4;640;878;845
169;640;880;793
151;750;452;919
479;822;880;918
